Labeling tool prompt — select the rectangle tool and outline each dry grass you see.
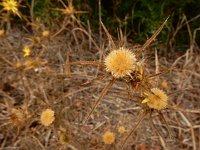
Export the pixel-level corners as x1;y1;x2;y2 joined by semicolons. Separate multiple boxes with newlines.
0;7;200;150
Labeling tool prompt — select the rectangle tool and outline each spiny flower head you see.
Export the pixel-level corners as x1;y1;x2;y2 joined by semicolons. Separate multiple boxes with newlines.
104;48;137;78
23;46;31;57
40;109;55;126
102;131;115;144
2;0;18;14
118;126;126;134
142;88;168;110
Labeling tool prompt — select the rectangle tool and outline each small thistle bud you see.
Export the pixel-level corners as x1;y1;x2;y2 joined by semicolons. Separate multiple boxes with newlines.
142;88;168;110
104;48;137;78
102;131;115;144
118;126;126;134
40;109;55;126
42;31;49;37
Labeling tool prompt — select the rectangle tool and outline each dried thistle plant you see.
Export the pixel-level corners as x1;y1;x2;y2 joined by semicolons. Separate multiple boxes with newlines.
66;17;169;124
64;17;173;148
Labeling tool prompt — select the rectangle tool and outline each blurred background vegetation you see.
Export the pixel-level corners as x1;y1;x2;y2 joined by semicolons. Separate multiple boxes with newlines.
8;0;200;52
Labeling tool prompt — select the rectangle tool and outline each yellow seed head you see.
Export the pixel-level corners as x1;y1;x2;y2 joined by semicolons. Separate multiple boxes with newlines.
102;131;115;144
2;0;18;14
42;31;49;37
104;48;137;78
142;88;168;110
23;46;31;57
118;126;126;134
40;109;55;126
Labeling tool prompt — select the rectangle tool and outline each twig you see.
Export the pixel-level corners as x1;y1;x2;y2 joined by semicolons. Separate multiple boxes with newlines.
83;78;116;124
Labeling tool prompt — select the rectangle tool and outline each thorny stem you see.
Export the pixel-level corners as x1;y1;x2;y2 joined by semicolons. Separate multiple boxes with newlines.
81;74;108;86
72;28;102;52
158;111;174;140
148;67;174;78
121;110;147;149
170;105;200;114
83;78;116;124
149;111;165;138
65;61;105;67
150;111;172;149
136;16;169;55
100;21;116;49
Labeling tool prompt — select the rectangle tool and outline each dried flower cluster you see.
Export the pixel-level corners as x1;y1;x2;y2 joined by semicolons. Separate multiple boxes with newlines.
104;47;168;111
